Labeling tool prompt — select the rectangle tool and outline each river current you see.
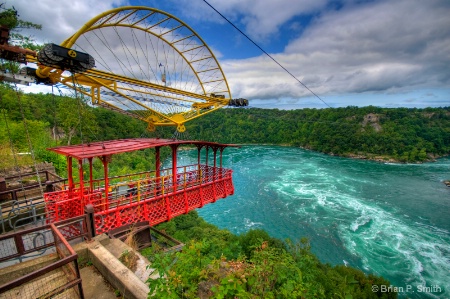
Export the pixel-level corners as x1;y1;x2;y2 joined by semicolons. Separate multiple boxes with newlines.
176;145;449;298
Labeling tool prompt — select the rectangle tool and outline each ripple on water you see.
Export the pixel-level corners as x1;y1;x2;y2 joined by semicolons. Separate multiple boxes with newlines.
265;155;450;298
184;147;450;298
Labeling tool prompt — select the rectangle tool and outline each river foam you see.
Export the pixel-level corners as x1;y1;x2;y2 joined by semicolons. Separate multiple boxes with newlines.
178;146;450;298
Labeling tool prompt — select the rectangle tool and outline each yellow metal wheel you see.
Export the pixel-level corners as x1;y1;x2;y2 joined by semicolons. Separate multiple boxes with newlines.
53;6;232;131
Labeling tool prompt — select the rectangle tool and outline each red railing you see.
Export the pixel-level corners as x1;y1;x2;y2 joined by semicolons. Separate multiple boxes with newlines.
44;165;234;234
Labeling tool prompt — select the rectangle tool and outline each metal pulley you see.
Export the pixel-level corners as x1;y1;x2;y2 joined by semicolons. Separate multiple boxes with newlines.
37;43;95;73
228;98;249;107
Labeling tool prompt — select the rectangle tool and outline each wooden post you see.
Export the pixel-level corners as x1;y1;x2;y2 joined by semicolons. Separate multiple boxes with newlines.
84;204;95;239
0;177;7;200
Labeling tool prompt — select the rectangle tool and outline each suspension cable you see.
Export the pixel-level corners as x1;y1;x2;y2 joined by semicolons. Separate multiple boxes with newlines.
1;94;22;173
8;63;44;199
50;85;58;142
202;0;331;108
71;73;85;145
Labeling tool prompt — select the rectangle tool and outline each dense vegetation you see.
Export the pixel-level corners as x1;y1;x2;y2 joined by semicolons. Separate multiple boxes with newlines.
1;84;449;173
0;6;434;297
1;85;447;297
0;84;154;174
186;106;450;162
143;211;397;298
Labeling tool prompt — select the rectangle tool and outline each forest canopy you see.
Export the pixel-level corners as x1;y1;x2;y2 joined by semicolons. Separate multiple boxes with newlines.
1;83;449;175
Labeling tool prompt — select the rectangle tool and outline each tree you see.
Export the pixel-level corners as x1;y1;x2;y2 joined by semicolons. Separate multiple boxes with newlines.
57;97;98;145
0;4;42;73
0;4;42;50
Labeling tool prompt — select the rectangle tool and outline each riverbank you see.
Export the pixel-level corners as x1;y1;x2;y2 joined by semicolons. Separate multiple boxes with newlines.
192;146;450;298
151;210;397;299
238;143;446;163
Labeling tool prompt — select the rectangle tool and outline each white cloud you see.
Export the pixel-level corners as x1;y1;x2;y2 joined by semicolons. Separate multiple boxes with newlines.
166;0;328;42
222;0;450;106
6;0;129;44
6;0;450;108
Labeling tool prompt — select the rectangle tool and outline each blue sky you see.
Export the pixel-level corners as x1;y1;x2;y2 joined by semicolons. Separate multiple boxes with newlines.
8;0;450;109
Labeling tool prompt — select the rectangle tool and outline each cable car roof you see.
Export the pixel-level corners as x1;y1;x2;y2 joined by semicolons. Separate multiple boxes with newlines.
47;138;237;160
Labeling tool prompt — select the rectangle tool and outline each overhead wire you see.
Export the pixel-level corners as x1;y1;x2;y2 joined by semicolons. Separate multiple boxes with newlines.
71;73;85;145
1;93;21;172
8;63;44;200
0;91;34;225
202;0;331;108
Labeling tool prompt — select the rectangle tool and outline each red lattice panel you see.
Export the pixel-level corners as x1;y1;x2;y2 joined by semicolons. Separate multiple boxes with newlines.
86;192;103;210
169;193;187;217
94;213;113;234
186;188;202;209
117;205;146;227
44;190;70;222
225;178;234;195
202;184;215;204
44;166;236;234
47;199;80;222
215;181;225;198
145;197;169;226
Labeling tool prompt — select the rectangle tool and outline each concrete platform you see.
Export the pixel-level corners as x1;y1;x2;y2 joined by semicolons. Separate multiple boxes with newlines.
80;266;118;299
86;236;150;299
0;234;155;299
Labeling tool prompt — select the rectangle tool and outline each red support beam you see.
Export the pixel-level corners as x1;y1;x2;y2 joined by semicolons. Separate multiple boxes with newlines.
88;158;93;192
220;147;224;168
219;147;225;180
171;144;178;193
212;147;218;202
78;159;84;207
155;146;161;178
213;147;217;168
68;157;73;191
155;146;161;198
101;156;110;210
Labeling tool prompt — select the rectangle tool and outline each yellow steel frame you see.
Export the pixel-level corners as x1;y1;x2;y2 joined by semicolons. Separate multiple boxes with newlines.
31;6;232;132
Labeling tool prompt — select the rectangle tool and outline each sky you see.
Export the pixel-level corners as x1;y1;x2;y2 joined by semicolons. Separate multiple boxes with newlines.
6;0;450;109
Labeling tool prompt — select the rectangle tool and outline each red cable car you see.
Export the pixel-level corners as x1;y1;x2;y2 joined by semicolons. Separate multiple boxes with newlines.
44;138;236;235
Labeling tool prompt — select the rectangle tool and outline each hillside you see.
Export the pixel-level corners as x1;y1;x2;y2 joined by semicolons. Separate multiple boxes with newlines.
1;84;449;173
186;106;450;163
4;86;446;298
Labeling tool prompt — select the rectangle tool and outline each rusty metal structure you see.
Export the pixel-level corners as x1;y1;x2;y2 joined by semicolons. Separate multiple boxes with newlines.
0;215;89;298
43;138;236;235
0;169;66;234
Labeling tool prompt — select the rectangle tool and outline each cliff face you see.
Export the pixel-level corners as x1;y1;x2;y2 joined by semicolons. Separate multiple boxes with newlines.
0;162;55;179
362;113;382;132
